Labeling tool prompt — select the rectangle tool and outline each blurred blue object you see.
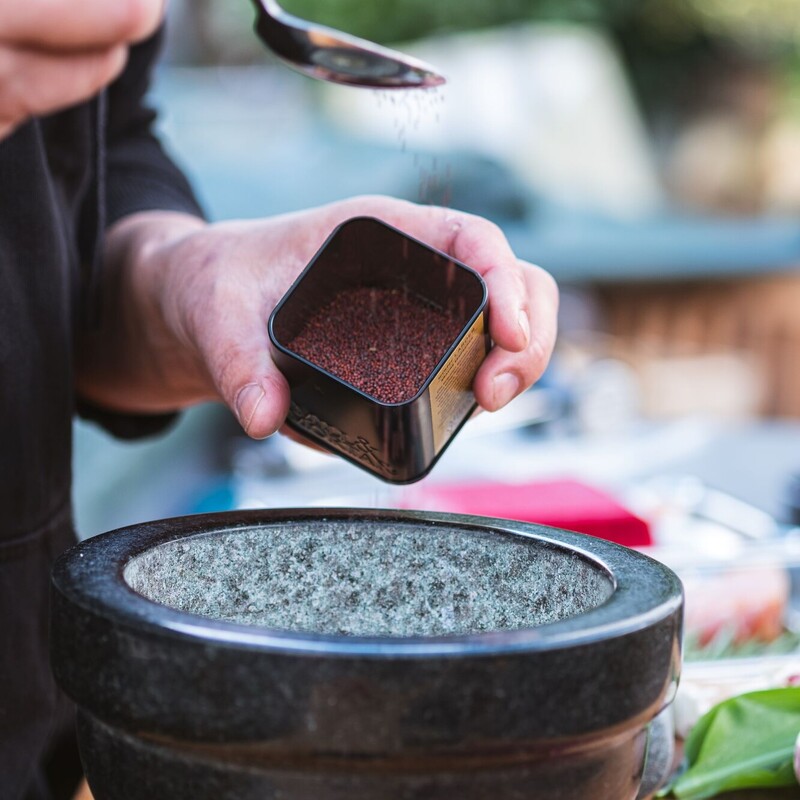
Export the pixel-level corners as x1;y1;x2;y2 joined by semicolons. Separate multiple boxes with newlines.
502;211;800;283
151;67;800;285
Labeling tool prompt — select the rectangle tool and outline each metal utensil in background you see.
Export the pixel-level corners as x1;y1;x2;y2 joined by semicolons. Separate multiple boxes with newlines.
250;0;446;88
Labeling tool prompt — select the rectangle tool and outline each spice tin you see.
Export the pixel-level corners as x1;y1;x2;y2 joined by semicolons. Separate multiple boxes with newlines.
269;216;489;483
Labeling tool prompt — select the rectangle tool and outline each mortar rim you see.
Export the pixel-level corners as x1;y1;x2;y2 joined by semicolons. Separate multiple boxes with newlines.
52;508;683;659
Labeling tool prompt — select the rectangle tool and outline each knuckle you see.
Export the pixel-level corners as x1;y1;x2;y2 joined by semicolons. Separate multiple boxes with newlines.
1;47;127;124
484;262;526;301
0;48;11;81
509;268;528;299
81;48;127;96
526;333;553;382
213;342;247;395
528;262;559;300
0;50;24;119
541;270;559;302
481;218;504;240
112;0;162;43
463;212;503;241
345;194;403;219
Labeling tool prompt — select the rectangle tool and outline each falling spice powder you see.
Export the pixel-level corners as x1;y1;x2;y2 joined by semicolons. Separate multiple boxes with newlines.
289;287;465;404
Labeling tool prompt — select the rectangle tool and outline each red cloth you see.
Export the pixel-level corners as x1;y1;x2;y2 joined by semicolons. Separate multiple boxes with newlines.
401;478;652;547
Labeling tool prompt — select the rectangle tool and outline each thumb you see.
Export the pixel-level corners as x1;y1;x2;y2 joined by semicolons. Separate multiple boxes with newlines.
232;371;290;440
197;310;290;440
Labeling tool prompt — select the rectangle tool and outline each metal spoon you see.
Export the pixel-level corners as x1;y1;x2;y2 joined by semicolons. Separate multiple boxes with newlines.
250;0;446;89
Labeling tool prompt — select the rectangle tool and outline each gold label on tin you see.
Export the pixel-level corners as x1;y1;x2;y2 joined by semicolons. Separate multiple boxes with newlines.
429;313;487;454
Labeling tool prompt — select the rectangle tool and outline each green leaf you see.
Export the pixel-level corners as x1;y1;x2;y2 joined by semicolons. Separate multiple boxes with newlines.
670;687;800;799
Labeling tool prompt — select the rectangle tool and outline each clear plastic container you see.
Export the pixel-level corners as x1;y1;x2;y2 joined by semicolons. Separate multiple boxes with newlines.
643;531;800;737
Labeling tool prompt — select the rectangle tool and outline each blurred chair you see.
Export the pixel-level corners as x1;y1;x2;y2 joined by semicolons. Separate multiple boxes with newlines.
594;270;800;418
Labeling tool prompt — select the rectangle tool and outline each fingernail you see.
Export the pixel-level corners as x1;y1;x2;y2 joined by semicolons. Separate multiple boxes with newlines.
519;309;530;347
492;373;519;409
235;383;265;435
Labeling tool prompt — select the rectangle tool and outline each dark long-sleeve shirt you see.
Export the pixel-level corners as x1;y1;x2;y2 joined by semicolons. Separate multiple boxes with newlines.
0;29;202;799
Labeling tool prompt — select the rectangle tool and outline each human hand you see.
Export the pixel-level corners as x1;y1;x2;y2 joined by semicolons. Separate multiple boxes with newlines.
0;0;164;139
78;196;558;440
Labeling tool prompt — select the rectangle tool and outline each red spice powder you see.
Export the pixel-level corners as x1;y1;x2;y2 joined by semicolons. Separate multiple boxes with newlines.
288;287;466;403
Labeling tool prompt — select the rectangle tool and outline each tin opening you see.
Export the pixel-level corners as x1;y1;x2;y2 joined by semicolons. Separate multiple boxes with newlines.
270;217;486;403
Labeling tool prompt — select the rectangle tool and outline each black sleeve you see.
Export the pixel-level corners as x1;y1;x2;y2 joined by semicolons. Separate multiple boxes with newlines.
76;26;206;440
105;26;205;224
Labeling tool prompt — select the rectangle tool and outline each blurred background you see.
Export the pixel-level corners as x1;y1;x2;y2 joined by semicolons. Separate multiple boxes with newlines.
75;0;800;667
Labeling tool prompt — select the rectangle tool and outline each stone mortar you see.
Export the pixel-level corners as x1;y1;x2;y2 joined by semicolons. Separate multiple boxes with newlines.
51;509;684;800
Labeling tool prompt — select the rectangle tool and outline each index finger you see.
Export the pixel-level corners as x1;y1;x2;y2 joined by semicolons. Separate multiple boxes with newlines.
0;0;163;50
439;211;531;354
331;198;531;353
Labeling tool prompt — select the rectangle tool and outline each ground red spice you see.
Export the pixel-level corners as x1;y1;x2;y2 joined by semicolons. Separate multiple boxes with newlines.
288;287;465;403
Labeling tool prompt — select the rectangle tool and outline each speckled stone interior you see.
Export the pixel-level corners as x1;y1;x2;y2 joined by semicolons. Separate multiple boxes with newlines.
124;520;614;637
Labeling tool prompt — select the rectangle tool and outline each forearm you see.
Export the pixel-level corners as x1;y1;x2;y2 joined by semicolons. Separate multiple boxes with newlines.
75;210;210;414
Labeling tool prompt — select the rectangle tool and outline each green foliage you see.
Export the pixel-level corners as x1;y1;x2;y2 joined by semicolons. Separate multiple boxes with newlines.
683;627;800;662
278;0;800;47
279;0;647;44
661;687;800;799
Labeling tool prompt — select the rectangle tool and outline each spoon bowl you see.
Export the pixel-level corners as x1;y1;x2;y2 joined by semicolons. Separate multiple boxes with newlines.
251;0;446;88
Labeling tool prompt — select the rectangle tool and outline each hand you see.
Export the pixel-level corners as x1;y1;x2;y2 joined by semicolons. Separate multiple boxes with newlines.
0;0;164;139
77;196;558;440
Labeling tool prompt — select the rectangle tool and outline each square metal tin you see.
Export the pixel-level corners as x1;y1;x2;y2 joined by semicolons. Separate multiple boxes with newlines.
268;217;489;483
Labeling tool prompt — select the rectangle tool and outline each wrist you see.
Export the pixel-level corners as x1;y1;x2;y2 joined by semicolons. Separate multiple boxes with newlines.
108;210;207;272
76;211;210;412
109;209;207;342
